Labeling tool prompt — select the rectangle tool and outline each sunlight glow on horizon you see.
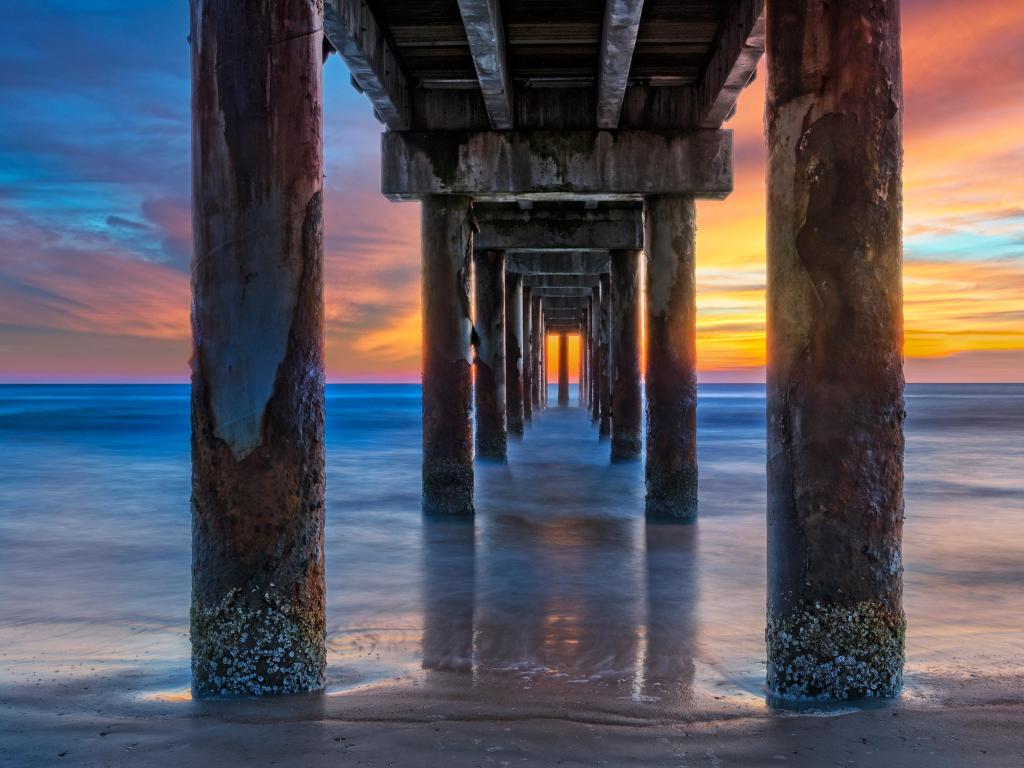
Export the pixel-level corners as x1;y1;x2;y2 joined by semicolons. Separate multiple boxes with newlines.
0;1;1020;383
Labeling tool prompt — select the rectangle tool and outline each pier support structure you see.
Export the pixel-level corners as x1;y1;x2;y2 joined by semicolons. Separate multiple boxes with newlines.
522;286;533;425
764;0;906;699
473;249;507;460
598;273;612;437
645;196;699;519
530;294;541;410
610;250;643;460
189;0;326;698
593;302;598;415
505;272;525;435
421;196;475;515
557;332;570;406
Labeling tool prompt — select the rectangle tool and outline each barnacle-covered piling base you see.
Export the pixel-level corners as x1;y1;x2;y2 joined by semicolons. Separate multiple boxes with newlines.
766;601;905;700
191;591;326;697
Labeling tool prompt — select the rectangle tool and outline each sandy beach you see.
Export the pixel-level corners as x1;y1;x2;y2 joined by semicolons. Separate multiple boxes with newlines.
4;670;1023;766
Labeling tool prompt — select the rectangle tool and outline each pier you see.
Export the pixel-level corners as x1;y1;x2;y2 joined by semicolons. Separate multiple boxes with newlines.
190;0;905;703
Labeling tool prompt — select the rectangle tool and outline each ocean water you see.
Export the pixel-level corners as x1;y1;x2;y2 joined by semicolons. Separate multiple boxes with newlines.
0;383;1022;714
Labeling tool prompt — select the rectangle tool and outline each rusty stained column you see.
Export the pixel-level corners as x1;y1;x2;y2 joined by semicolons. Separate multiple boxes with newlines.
522;286;533;426
610;250;642;460
530;294;542;410
422;196;475;515
505;273;525;435
190;0;326;698
557;331;570;405
539;303;548;408
473;249;507;460
592;295;598;415
598;274;612;436
765;0;905;699
578;310;587;407
645;196;698;520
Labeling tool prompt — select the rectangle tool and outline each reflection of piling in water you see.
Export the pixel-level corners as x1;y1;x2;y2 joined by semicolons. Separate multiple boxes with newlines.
421;519;476;673
475;515;641;686
643;523;698;703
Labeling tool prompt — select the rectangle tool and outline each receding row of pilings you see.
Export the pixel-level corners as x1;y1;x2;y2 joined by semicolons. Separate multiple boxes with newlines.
464;237;696;525
189;0;905;703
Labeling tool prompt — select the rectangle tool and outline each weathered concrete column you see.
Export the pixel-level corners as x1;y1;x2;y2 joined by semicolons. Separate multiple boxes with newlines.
598;274;612;436
765;0;906;699
190;0;326;698
530;295;542;410
610;250;642;460
473;249;506;460
645;196;698;519
522;286;533;425
422;196;475;515
578;314;586;407
592;291;600;421
539;304;548;407
505;273;525;435
557;332;570;406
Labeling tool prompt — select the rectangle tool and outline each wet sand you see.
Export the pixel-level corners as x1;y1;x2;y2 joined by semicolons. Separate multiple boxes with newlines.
3;671;1023;766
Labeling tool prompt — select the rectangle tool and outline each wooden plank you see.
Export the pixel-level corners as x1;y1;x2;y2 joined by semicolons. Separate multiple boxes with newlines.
595;0;645;128
697;0;765;127
324;0;410;129
456;0;513;129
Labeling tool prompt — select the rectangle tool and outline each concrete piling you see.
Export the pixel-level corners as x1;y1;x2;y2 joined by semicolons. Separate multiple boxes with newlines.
522;286;533;425
765;0;906;699
473;249;507;460
421;196;475;515
530;294;542;410
505;273;525;435
610;250;642;460
557;332;570;406
591;285;601;423
598;273;612;436
645;196;698;519
189;0;326;698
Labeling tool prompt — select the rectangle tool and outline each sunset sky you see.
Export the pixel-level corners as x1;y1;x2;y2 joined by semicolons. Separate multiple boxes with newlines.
0;0;1021;383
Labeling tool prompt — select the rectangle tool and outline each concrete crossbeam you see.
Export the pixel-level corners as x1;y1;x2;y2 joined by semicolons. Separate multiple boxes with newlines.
506;252;610;275
521;274;602;288
382;130;732;201
474;206;643;251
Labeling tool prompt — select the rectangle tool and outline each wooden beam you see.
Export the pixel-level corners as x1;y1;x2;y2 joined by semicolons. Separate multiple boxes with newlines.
456;0;513;129
698;0;765;128
382;130;733;201
596;0;645;129
324;0;410;130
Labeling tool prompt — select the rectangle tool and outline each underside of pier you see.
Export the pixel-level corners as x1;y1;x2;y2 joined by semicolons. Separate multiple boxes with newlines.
190;0;905;704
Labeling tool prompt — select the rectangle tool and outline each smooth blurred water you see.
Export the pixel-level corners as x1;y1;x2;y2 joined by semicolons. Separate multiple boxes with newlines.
0;383;1021;711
